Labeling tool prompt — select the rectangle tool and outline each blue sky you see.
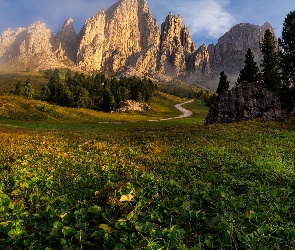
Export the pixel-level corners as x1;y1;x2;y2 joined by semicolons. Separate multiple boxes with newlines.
1;0;294;46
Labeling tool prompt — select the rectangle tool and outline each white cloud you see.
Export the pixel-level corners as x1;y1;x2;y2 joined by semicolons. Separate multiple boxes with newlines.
168;0;235;39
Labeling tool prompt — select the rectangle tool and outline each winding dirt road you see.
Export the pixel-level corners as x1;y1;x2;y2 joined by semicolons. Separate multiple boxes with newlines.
148;99;194;122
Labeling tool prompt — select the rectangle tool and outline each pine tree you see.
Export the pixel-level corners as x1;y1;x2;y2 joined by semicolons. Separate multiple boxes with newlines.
41;84;51;101
24;80;35;100
14;81;22;95
76;87;89;108
279;11;295;89
237;48;261;84
102;87;115;112
260;29;281;91
216;71;230;95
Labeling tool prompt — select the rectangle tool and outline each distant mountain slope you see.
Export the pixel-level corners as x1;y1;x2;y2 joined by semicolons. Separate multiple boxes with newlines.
0;0;275;90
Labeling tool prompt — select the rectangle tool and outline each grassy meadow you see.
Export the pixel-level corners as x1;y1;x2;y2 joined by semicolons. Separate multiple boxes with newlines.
0;90;295;249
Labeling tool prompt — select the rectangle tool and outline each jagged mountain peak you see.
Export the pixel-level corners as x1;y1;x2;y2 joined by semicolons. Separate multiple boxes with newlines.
77;0;160;73
27;21;50;33
58;18;75;31
0;1;276;90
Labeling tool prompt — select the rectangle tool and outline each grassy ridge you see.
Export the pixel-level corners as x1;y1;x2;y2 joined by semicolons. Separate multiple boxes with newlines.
0;91;188;127
1;96;295;249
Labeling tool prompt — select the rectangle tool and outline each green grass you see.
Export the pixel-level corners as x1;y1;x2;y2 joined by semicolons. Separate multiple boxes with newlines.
0;94;295;249
0;91;191;129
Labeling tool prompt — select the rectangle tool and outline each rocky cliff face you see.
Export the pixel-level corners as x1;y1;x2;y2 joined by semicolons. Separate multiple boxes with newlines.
55;18;78;63
208;22;275;82
204;82;287;124
77;0;160;74
0;22;64;70
19;22;62;70
77;10;107;71
158;13;195;76
0;0;276;89
0;27;27;65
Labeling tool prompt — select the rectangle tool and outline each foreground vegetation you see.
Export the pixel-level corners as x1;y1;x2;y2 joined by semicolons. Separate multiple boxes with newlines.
0;95;295;249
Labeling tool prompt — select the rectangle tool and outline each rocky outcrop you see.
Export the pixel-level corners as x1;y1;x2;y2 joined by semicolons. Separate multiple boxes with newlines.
116;100;150;112
204;82;287;124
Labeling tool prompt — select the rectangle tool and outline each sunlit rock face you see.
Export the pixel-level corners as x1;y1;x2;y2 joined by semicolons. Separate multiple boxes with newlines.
77;0;160;74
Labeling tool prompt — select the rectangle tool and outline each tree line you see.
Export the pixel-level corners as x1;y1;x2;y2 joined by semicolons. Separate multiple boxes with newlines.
39;70;155;111
215;11;295;108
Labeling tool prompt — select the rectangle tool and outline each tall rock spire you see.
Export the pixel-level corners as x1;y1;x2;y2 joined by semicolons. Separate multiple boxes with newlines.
76;0;160;73
54;18;78;62
158;13;197;76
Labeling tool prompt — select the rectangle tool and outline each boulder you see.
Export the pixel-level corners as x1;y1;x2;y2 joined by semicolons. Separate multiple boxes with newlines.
116;100;150;112
204;82;288;124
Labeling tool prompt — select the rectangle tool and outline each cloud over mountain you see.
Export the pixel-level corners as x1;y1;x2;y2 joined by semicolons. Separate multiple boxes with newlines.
153;0;235;42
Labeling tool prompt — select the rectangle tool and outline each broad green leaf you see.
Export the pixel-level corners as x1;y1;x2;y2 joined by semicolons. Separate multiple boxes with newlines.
80;208;88;215
182;201;191;211
91;231;103;238
62;226;75;237
53;221;63;230
146;242;161;250
88;205;102;214
135;222;156;233
8;227;25;238
99;224;115;234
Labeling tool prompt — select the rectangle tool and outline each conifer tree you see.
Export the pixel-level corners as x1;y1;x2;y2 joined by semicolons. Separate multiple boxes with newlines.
237;48;261;84
216;71;230;95
279;11;295;89
24;80;35;100
14;81;22;95
260;29;281;91
102;87;115;112
41;84;51;101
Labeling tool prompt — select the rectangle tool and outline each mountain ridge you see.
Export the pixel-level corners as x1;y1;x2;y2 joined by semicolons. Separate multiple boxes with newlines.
0;0;275;90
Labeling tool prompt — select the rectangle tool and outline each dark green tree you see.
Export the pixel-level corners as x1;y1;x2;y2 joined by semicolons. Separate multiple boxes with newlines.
102;87;115;112
118;86;130;102
237;48;262;83
49;68;60;84
14;81;22;95
58;83;73;107
260;29;281;91
76;87;89;108
65;69;72;81
24;80;35;100
216;71;230;95
41;84;51;101
279;11;295;89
